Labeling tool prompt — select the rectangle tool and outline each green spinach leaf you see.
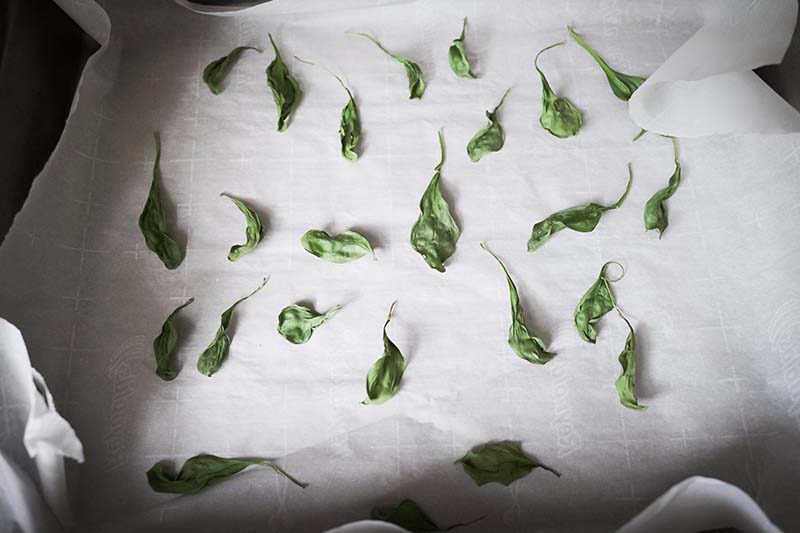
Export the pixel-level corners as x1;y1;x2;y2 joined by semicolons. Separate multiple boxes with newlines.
266;33;301;132
295;57;361;161
615;310;646;411
153;297;194;381
411;131;460;272
536;42;582;138
568;26;646;102
301;229;374;263
221;193;263;262
455;441;560;487
481;243;555;364
574;262;623;344
138;132;184;270
203;46;261;95
448;18;476;79
644;137;681;237
528;163;632;251
371;499;484;532
197;277;268;377
147;453;307;494
467;89;510;162
278;304;341;344
363;302;407;405
349;32;425;99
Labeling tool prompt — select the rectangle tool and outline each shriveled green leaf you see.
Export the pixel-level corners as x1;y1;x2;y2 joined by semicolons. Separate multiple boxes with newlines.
644;137;682;238
138;132;184;270
363;302;406;405
295;57;361;161
153;297;194;381
221;193;263;262
528;163;632;251
615;310;646;411
266;33;301;132
467;89;510;162
146;453;307;494
301;229;374;263
568;26;646;102
455;441;560;487
574;261;622;344
448;18;476;79
411;131;460;272
197;277;268;377
481;243;555;364
371;499;484;532
278;304;341;344
349;32;425;99
203;46;261;95
536;42;582;138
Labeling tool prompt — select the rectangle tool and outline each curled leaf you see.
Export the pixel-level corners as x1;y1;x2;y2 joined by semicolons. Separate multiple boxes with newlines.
203;46;261;95
448;18;476;79
467;89;510;162
411;131;460;272
536;42;582;138
266;33;301;132
644;137;681;237
568;26;646;102
615;310;646;411
455;441;560;487
221;193;263;262
481;243;555;364
363;302;406;405
574;261;622;344
139;132;184;270
349;32;425;99
197;277;268;377
371;499;484;532
153;297;194;381
277;304;341;344
301;229;374;263
528;163;632;251
146;453;307;494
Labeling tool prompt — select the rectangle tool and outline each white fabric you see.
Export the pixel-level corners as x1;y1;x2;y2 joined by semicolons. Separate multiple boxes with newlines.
1;0;799;531
0;451;62;533
0;318;82;531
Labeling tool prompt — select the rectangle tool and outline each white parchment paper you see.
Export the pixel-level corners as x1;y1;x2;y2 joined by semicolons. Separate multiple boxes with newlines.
1;0;799;531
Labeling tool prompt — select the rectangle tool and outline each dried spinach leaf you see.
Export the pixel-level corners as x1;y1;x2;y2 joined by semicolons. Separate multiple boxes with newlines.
197;277;268;377
371;499;484;532
349;32;425;99
448;18;476;79
147;453;307;494
153;297;194;381
536;42;582;138
138;132;184;270
301;229;374;263
410;131;460;272
221;193;263;262
466;89;510;162
278;304;341;344
481;243;555;364
266;33;301;132
615;310;646;411
363;302;406;405
203;46;261;95
295;57;361;161
574;261;622;344
455;441;560;487
568;26;646;102
528;162;632;251
644;137;681;237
